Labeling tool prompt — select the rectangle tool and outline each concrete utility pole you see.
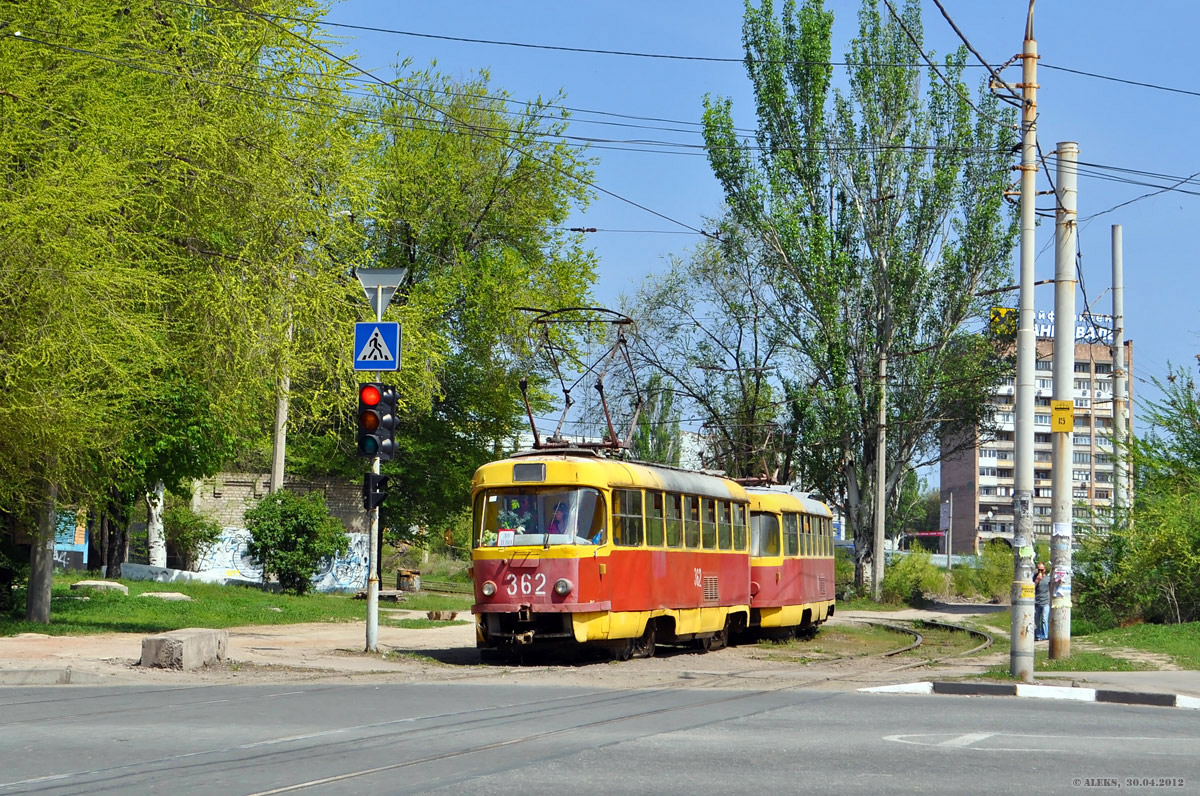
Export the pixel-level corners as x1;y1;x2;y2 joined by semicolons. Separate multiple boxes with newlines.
1112;225;1129;516
1010;3;1038;681
1050;141;1078;659
946;491;953;571
872;351;887;601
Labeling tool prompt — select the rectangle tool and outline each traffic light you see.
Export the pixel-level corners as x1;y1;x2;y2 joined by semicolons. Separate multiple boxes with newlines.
357;382;397;461
363;472;389;510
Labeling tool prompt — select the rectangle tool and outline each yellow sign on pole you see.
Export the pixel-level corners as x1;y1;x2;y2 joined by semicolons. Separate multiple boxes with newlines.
1051;400;1073;432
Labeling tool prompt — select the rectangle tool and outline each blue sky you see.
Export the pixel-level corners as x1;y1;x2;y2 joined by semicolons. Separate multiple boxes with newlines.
330;1;1198;426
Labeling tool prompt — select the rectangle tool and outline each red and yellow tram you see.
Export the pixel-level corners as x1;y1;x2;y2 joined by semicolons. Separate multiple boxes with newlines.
469;450;835;658
746;488;836;637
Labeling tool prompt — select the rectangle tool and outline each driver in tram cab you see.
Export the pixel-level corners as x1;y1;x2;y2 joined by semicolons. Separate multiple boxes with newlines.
547;502;568;534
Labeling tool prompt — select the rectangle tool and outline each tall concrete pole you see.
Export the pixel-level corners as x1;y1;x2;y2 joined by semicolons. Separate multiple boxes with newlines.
1112;225;1129;516
1010;3;1038;681
871;351;887;600
1050;141;1078;659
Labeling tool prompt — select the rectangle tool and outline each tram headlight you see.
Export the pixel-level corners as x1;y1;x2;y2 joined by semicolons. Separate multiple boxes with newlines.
481;580;497;597
553;578;573;596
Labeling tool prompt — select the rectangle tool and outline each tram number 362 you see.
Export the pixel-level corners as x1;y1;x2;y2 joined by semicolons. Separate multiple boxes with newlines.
504;572;547;596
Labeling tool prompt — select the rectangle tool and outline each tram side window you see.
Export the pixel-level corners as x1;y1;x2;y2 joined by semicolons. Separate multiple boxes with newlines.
802;514;812;556
782;513;799;557
750;512;781;557
646;491;665;547
613;489;644;547
684;496;701;548
665;493;683;547
701;498;717;549
824;517;832;555
732;503;747;550
717;501;732;550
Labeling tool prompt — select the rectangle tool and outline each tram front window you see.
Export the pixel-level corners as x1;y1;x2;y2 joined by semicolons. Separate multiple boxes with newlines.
476;487;606;547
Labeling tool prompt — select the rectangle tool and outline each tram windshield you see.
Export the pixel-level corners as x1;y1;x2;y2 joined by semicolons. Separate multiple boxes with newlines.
750;512;781;557
475;487;606;547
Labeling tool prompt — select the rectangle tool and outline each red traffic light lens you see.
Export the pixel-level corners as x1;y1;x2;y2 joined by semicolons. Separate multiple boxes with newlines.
359;384;381;406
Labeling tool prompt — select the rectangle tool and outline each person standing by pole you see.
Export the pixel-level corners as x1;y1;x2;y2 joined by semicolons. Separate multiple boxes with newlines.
1033;562;1050;642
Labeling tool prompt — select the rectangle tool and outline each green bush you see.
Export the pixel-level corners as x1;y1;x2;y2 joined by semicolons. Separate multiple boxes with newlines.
163;505;222;571
975;540;1013;603
834;547;857;601
245;490;349;595
950;565;979;599
881;545;943;604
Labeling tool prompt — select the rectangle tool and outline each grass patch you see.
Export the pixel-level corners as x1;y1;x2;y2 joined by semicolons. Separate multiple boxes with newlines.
1081;622;1200;669
381;650;448;666
2;574;365;636
756;623;910;660
980;649;1153;678
834;597;911;612
393;593;473;612
384;618;469;630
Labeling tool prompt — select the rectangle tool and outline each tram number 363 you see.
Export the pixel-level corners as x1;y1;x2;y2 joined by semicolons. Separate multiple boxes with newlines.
504;572;547;596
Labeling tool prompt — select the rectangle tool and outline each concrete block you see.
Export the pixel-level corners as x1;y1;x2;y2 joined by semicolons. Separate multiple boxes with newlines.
138;592;193;602
140;628;228;670
70;580;129;595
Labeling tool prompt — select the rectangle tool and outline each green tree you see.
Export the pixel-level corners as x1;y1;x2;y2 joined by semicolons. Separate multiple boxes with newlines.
360;69;598;542
630;373;683;466
700;0;1017;590
245;490;349;595
1;0;374;617
630;224;792;478
1077;366;1200;626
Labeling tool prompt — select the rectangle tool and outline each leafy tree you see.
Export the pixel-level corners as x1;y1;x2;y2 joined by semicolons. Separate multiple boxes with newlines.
360;69;598;542
700;0;1017;590
629;373;683;466
629;224;792;478
1;0;373;616
245;490;349;595
1076;366;1200;626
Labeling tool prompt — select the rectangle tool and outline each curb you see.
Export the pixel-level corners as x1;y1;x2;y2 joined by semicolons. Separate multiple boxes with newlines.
0;668;113;686
860;681;1200;710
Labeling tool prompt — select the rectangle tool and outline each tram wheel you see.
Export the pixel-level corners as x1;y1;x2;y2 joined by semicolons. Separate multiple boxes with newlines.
611;640;635;661
631;622;656;659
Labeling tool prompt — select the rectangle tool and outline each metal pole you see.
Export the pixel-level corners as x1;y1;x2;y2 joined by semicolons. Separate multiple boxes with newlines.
871;351;887;601
1050;141;1078;659
1112;226;1128;516
366;286;382;653
1010;4;1038;681
947;491;953;571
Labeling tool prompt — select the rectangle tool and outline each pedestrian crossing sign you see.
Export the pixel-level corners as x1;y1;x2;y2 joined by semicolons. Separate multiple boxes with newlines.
354;322;400;371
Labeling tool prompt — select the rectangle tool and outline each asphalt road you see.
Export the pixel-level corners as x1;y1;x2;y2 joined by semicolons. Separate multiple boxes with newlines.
1;683;1197;795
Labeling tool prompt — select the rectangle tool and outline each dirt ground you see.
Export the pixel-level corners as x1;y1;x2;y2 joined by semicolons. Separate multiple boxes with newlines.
0;604;1019;691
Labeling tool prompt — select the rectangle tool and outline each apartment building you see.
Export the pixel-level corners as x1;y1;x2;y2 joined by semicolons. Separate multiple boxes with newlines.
940;324;1132;554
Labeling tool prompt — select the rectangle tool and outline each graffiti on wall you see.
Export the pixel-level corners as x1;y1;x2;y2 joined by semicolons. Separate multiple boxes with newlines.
52;508;88;570
194;528;368;592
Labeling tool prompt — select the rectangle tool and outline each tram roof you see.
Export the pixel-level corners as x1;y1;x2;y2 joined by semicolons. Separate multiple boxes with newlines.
473;450;750;502
745;486;833;517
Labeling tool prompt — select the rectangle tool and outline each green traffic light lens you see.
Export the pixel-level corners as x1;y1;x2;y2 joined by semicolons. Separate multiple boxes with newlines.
359;437;380;455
